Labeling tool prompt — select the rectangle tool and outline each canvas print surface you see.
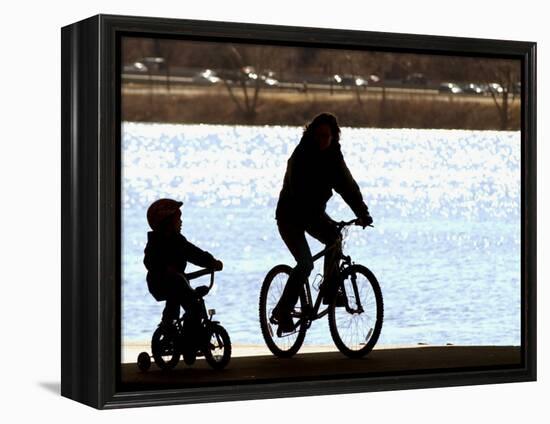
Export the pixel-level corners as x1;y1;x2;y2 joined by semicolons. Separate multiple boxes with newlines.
119;36;521;388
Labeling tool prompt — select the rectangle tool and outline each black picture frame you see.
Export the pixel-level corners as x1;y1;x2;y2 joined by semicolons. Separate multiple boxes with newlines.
61;14;536;409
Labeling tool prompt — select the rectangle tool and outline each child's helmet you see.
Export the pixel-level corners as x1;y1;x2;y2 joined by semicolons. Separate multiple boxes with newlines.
147;198;183;231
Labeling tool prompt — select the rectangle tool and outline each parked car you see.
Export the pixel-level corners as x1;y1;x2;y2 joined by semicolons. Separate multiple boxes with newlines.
491;83;504;93
481;82;504;95
215;69;241;85
368;74;381;83
123;61;148;73
439;82;463;94
332;74;368;88
215;67;274;86
194;69;221;84
462;83;484;94
141;56;166;72
402;72;427;86
260;70;279;86
241;66;258;81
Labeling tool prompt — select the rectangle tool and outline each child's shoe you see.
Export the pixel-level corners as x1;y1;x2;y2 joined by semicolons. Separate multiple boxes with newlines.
159;319;177;333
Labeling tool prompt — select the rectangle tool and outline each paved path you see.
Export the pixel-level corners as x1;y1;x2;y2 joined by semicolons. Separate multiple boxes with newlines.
121;345;520;389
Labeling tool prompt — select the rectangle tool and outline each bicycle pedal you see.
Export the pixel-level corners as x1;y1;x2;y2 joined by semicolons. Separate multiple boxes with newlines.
301;305;313;316
276;327;297;338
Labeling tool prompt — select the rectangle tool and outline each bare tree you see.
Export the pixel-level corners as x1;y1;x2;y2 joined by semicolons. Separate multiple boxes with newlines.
475;59;520;130
346;51;396;126
122;38;157;120
216;45;275;123
343;54;364;110
153;39;178;92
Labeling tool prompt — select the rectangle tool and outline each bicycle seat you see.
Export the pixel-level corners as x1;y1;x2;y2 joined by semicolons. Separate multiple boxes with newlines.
195;285;210;298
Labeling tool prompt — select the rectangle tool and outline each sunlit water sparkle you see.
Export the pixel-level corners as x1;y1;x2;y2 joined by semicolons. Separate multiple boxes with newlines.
122;123;520;347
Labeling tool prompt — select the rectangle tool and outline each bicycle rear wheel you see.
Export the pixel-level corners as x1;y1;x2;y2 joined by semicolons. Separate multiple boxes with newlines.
328;264;383;358
151;326;180;370
259;264;307;358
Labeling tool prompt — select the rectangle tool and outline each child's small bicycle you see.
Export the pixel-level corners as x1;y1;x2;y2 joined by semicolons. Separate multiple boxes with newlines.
137;268;231;371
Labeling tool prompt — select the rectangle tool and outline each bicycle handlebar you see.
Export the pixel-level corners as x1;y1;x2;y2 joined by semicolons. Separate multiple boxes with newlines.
185;268;218;292
186;268;215;280
336;218;374;229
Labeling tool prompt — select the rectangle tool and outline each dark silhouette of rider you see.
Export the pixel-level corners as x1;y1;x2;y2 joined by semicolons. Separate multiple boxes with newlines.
143;199;223;334
273;113;373;333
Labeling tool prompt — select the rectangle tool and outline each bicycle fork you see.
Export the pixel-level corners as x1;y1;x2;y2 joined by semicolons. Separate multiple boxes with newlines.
347;272;364;314
338;256;364;314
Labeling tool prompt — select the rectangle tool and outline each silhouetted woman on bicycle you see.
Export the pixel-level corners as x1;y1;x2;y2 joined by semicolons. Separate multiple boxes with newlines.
273;112;373;333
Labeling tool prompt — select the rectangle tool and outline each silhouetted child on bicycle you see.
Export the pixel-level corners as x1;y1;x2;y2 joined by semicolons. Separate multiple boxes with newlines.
143;198;223;339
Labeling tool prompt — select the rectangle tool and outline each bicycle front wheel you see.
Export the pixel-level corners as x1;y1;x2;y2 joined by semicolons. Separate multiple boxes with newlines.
259;264;307;358
204;324;231;370
328;264;383;358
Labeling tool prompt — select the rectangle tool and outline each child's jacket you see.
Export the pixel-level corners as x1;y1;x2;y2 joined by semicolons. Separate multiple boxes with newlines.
143;231;217;301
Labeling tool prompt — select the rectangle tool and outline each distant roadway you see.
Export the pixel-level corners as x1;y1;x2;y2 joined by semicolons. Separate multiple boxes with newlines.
121;74;502;105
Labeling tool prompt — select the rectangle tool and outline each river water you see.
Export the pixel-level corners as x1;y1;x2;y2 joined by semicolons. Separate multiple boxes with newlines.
122;122;521;347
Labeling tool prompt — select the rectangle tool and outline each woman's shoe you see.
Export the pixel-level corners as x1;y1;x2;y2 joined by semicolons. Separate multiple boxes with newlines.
334;290;347;307
271;308;295;336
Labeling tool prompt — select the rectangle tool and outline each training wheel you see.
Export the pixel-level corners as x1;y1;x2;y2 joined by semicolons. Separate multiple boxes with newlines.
137;351;151;372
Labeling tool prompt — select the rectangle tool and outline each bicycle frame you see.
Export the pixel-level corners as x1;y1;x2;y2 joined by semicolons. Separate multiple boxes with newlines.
296;220;365;324
167;269;221;349
174;269;218;326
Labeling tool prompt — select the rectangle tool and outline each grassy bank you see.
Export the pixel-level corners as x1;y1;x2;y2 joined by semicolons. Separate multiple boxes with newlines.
122;89;520;130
